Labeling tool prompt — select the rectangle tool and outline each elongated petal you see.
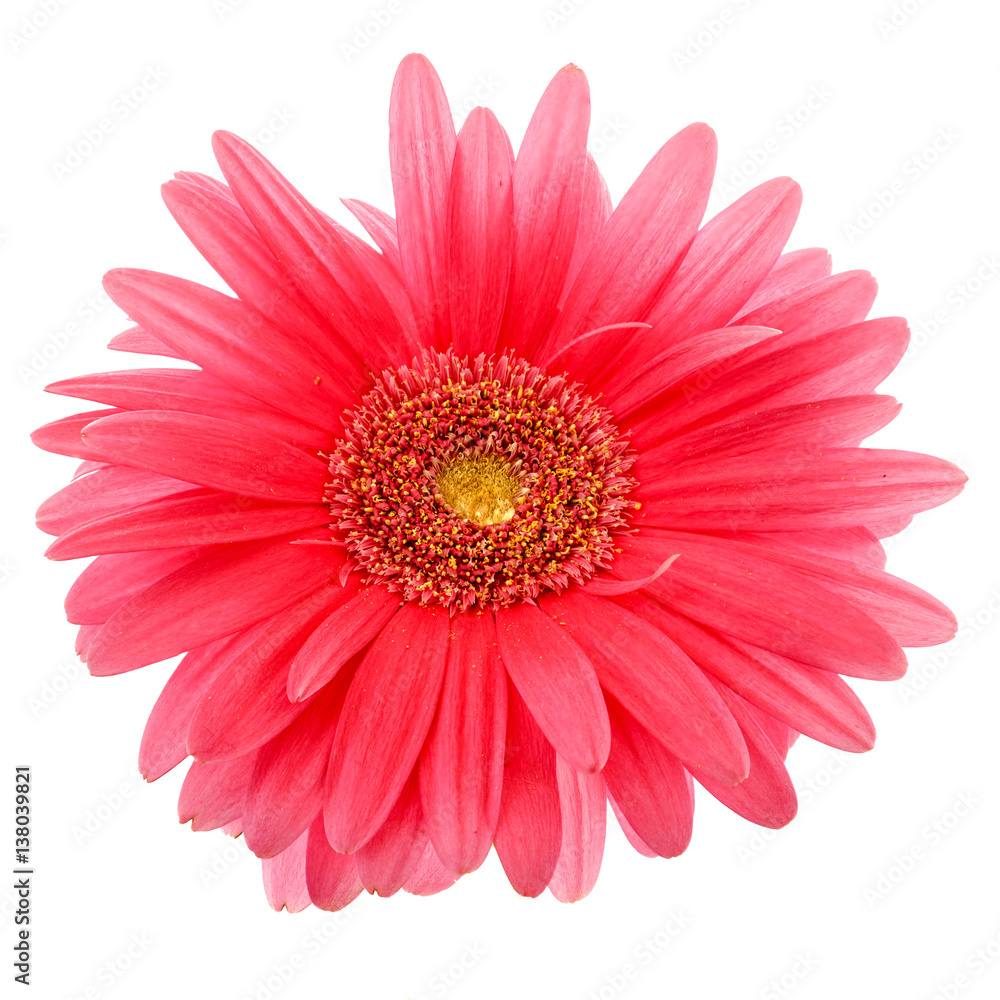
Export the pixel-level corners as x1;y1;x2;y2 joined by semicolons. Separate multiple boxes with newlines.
80;410;328;503
389;54;457;346
642;176;802;343
86;533;343;675
609;797;658;858
47;491;330;560
601;325;778;417
495;602;609;773
356;774;426;896
494;683;561;897
695;682;798;829
37;465;192;537
305;814;363;911
549;760;606;903
212;131;413;368
703;532;956;647
736;247;833;317
637;604;875;752
107;325;182;358
736;269;877;343
420;612;506;874
178;755;254;831
642;395;900;468
627;317;911;450
614;534;906;680
139;638;231;780
47;368;334;452
287;585;400;702
638;447;966;532
403;841;460;897
543;591;748;785
341;198;401;273
66;547;202;625
243;676;350;858
603;699;695;858
262;828;311;912
324;605;449;853
163;179;362;380
31;408;124;462
103;268;347;429
499;64;590;356
560;154;612;307
447;107;514;357
185;583;343;761
541;122;718;375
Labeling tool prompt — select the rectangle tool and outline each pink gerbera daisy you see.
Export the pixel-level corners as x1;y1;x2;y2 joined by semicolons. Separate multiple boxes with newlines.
33;54;965;911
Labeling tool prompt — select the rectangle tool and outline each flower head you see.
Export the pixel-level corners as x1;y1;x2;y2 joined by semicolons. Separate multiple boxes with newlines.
33;54;965;911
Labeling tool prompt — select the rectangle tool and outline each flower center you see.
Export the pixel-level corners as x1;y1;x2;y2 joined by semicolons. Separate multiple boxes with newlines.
327;350;637;611
435;454;523;527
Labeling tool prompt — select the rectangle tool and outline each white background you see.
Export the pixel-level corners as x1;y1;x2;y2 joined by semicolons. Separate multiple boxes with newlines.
3;0;998;997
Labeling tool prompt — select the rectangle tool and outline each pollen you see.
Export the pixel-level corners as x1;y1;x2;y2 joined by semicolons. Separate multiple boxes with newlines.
327;350;638;612
435;454;522;527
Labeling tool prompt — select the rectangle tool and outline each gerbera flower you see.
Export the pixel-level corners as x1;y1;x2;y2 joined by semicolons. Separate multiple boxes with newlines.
33;54;965;911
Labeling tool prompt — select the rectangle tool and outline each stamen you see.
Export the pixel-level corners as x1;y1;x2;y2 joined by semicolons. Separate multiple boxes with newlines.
327;350;638;611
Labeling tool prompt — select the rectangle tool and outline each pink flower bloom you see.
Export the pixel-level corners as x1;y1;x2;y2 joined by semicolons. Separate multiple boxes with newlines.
33;54;965;911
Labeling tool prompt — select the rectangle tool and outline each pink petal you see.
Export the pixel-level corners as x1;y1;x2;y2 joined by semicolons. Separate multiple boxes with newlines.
543;591;748;785
419;611;506;874
447;107;514;357
107;325;182;359
262;827;311;912
494;683;562;897
185;583;345;760
616;534;906;680
31;408;125;462
341;198;402;273
495;602;610;774
356;774;427;897
389;54;457;346
601;325;779;418
65;547;202;625
286;584;400;702
37;465;193;536
243;676;350;859
541;122;718;375
642;605;875;752
47;368;334;452
609;796;658;858
324;604;449;852
103;268;348;430
695;683;798;829
637;447;966;532
709;532;957;648
549;759;606;903
86;533;344;675
736;269;877;343
403;841;460;897
47;491;331;560
139;638;231;780
560;154;612;308
626;317;911;451
178;754;255;831
603;700;694;858
642;176;802;344
80;409;327;504
736;247;833;317
211;131;414;369
304;814;363;911
499;64;590;357
643;395;900;468
162;179;364;381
